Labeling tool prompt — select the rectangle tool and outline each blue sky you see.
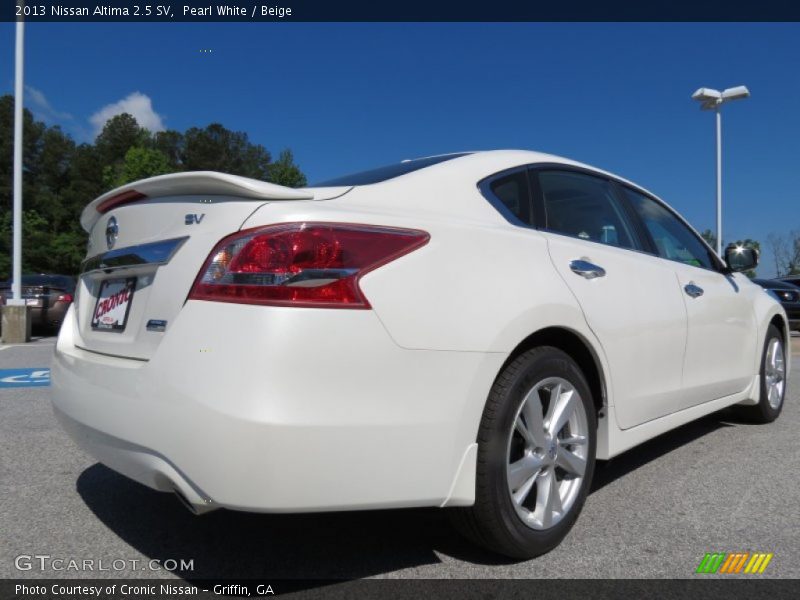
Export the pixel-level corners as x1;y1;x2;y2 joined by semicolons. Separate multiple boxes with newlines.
0;22;797;276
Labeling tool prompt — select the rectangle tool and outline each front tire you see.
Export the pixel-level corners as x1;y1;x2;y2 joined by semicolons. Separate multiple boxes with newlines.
738;324;786;424
450;347;596;558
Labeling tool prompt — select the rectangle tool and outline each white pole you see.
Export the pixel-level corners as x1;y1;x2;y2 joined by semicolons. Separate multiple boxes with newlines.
715;105;722;257
10;13;25;305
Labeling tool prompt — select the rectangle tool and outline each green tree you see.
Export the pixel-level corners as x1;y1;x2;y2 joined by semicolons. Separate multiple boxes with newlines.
104;146;172;188
0;97;83;277
182;123;271;179
0;212;10;278
29;126;77;235
94;113;152;193
19;210;57;272
0;210;83;275
0;95;306;278
268;149;307;188
0;95;46;219
49;229;87;274
153;129;185;169
94;113;151;165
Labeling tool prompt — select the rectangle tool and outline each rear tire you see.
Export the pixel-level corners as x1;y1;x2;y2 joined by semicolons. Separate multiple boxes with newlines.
450;346;596;559
737;324;786;424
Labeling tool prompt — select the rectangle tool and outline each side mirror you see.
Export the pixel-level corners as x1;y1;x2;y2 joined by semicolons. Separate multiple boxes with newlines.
724;244;759;272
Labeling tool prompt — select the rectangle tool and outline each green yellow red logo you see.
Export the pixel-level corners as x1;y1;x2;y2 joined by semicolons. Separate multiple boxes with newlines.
696;552;773;574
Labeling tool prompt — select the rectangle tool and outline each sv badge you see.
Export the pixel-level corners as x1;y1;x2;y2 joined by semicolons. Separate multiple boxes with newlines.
185;214;205;225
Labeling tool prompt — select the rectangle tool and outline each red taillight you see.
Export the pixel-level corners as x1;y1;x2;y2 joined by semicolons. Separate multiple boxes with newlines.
57;293;73;303
188;223;429;308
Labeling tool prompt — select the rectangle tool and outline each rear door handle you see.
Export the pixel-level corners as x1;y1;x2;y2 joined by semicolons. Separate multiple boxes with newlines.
569;260;606;280
684;283;704;298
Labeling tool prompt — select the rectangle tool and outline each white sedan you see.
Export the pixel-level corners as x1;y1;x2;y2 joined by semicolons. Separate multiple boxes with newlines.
51;150;789;558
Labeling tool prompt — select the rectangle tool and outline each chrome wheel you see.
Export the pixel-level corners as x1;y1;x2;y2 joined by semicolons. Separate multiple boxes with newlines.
506;377;589;530
453;346;597;558
764;337;785;409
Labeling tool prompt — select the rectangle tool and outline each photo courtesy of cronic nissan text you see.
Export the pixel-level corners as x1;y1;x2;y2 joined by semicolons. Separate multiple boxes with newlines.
0;2;798;599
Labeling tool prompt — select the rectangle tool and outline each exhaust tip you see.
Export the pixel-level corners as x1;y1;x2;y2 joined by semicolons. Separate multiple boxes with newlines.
172;487;217;515
173;488;199;514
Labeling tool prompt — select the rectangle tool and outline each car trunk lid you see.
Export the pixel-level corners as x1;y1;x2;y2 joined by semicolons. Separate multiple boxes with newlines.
74;172;349;360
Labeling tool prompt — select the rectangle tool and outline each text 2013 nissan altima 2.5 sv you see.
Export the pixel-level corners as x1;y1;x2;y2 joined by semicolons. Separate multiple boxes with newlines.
51;150;790;558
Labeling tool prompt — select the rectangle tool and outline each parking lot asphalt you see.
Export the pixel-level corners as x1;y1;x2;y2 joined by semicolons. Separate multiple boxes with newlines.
1;335;798;581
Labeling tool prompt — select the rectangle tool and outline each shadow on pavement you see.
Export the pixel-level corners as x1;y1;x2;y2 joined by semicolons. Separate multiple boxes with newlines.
77;411;738;583
77;464;468;583
591;412;734;493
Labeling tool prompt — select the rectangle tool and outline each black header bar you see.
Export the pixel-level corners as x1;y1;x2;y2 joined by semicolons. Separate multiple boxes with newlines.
3;1;800;22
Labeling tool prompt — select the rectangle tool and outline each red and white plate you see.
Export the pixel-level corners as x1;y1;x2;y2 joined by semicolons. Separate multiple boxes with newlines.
91;278;136;331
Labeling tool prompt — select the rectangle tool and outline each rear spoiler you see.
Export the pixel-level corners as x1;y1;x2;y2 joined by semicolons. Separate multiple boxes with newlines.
81;171;314;232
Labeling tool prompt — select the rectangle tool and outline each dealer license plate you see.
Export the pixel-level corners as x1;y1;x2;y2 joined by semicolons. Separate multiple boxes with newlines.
91;278;136;331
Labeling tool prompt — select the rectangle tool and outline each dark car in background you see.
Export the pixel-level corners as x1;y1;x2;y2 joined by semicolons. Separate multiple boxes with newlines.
779;275;800;289
0;274;76;333
753;278;800;332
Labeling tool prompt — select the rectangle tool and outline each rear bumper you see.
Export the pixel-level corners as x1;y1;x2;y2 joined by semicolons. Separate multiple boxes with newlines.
51;302;502;512
52;406;217;513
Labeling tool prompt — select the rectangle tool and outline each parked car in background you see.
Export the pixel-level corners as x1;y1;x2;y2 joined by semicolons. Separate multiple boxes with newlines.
778;275;800;289
0;274;76;333
51;151;789;559
753;278;800;332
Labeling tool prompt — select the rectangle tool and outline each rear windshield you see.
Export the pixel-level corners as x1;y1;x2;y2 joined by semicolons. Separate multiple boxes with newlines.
312;153;471;187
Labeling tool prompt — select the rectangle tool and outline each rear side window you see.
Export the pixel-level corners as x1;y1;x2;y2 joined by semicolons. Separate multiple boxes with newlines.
624;188;716;270
480;169;533;225
537;170;638;250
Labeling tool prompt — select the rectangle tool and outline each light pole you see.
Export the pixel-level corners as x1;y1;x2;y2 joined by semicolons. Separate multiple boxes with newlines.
11;15;25;306
1;7;30;343
691;85;750;256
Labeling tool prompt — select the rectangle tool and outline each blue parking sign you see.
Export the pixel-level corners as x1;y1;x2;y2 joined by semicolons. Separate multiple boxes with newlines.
0;368;51;388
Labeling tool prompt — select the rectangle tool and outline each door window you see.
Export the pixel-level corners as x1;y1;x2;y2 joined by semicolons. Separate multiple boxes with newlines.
624;188;717;270
537;170;638;250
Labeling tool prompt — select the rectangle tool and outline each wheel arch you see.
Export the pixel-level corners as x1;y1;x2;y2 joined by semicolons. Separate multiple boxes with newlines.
768;312;791;380
737;307;792;409
501;326;608;418
769;313;787;342
443;325;612;507
760;305;791;378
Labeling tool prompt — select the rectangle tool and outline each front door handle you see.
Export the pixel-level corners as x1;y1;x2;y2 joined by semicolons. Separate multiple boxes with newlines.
569;259;606;280
684;283;704;298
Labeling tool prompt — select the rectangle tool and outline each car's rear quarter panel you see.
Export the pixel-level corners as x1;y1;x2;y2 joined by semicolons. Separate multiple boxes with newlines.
240;175;611;475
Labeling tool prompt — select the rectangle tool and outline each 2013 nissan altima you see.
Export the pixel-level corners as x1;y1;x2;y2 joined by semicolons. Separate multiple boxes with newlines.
51;150;790;558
